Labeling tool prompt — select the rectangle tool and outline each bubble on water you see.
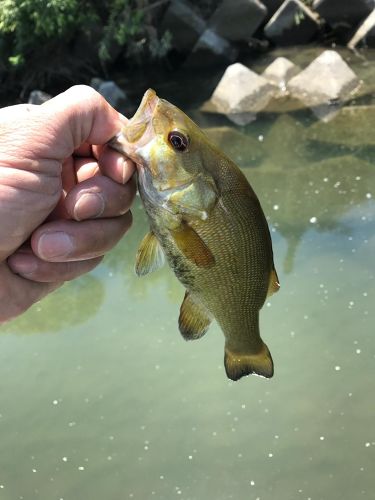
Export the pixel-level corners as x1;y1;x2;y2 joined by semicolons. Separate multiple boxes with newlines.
188;455;193;460
52;400;59;406
323;177;329;182
250;480;255;486
32;469;37;473
309;216;317;224
365;442;371;447
268;453;273;458
62;457;68;462
258;135;264;142
160;475;164;480
273;204;279;211
366;193;372;199
320;436;325;441
334;366;341;371
78;466;85;471
356;349;361;354
334;181;341;188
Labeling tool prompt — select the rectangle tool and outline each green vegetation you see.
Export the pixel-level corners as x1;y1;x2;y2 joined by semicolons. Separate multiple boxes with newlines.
0;0;171;100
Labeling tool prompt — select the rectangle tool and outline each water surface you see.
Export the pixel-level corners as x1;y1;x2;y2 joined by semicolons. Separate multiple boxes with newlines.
0;64;374;500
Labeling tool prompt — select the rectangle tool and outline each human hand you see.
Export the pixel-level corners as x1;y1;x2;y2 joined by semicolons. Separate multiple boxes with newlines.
0;85;136;323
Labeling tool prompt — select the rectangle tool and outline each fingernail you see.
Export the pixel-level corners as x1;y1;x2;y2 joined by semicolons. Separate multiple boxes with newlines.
73;192;105;221
37;232;74;260
8;254;37;276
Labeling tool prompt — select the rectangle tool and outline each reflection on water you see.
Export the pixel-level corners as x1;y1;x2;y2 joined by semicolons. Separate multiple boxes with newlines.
0;88;374;500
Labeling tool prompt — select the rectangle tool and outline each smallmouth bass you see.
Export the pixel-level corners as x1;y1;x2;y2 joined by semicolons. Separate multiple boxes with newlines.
110;89;280;381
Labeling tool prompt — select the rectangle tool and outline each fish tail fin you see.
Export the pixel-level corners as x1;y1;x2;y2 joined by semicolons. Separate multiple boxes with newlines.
224;342;274;381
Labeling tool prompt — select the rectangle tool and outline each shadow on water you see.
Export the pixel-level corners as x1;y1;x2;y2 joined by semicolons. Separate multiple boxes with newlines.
0;275;104;334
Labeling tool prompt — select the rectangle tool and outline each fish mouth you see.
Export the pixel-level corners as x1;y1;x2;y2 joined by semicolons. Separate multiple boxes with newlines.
109;89;159;158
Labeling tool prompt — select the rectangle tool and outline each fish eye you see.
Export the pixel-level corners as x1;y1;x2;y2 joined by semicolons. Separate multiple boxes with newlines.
168;131;189;152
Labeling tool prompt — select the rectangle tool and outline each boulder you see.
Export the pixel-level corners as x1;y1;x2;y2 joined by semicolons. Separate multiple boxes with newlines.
184;29;238;68
287;50;360;120
207;63;276;125
208;0;268;43
262;57;300;91
28;90;52;104
261;0;284;18
313;0;374;30
264;0;320;45
91;79;127;109
348;9;375;48
160;0;206;53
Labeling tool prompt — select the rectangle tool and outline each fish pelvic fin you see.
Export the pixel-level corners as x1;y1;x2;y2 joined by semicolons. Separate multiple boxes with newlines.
224;342;274;381
179;292;212;340
135;231;165;277
267;266;280;297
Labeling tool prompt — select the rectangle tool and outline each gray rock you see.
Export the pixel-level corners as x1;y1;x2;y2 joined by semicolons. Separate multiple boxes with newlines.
184;29;238;68
28;90;52;104
348;9;375;48
261;0;284;18
262;57;300;91
208;0;267;43
91;79;127;109
207;62;276;124
264;0;320;45
287;50;360;120
160;0;206;53
313;0;374;30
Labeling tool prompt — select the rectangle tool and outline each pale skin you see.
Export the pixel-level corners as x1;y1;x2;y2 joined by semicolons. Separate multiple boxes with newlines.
0;85;137;323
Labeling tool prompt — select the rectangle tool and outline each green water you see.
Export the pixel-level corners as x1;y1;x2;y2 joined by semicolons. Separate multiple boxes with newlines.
1;93;374;499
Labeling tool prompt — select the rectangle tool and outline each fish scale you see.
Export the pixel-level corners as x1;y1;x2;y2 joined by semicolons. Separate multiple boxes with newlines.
109;89;280;381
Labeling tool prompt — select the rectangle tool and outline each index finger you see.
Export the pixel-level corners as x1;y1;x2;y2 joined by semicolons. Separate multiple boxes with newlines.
38;85;124;159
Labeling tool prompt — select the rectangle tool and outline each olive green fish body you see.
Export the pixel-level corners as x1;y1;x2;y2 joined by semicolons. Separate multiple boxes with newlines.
109;89;279;381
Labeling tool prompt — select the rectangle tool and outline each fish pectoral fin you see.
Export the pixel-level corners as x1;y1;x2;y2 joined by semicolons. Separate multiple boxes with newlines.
179;292;212;340
170;223;215;268
267;266;280;297
135;231;165;277
224;342;274;381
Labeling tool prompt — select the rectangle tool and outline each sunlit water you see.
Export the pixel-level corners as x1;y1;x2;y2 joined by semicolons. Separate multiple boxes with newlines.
1;57;374;499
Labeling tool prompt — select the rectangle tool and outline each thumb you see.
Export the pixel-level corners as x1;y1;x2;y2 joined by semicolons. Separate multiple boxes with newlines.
0;86;123;261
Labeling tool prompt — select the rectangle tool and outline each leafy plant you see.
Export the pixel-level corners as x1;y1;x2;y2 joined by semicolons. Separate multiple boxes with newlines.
0;0;171;100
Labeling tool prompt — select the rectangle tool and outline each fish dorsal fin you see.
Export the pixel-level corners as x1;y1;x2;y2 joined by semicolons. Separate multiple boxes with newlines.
170;223;215;268
179;292;212;341
267;267;280;297
135;231;165;277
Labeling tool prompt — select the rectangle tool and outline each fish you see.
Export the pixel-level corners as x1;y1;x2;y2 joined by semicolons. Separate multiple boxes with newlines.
109;89;280;381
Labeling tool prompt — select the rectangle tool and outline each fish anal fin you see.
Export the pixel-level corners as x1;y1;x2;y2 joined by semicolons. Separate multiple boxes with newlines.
224;342;274;381
179;292;212;341
267;267;280;297
170;223;215;268
135;231;165;277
